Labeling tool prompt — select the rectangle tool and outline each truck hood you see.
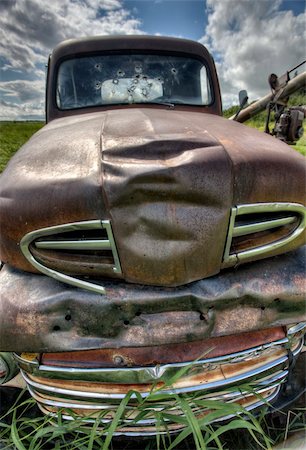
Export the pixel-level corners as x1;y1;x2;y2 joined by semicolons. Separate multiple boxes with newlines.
0;108;305;286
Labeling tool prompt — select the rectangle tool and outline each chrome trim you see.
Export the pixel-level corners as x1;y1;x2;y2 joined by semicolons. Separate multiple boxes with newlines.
287;322;306;335
36;385;281;436
35;239;112;250
223;202;306;266
20;335;304;436
20;354;289;399
29;383;281;420
20;220;122;295
15;336;292;383
232;216;296;237
26;371;287;411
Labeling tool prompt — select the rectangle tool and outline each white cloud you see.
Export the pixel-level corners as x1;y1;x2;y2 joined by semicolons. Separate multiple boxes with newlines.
201;0;306;107
0;0;143;119
0;0;142;71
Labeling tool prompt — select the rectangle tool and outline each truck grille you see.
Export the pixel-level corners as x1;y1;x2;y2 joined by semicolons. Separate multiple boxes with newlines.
20;220;122;294
223;203;305;267
15;324;305;436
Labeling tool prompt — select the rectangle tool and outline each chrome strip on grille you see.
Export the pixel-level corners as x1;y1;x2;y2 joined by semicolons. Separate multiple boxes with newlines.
39;387;282;437
20;220;122;295
17;325;305;436
232;216;296;237
223;202;306;266
21;356;289;399
15;336;293;384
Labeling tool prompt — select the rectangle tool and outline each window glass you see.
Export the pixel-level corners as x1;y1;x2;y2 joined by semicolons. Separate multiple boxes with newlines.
56;54;212;109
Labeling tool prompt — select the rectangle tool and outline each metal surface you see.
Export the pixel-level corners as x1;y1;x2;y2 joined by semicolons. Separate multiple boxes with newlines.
18;334;304;436
230;71;306;123
15;336;299;385
20;220;121;294
222;203;306;267
39;327;287;367
36;387;281;436
1;109;305;285
0;247;305;352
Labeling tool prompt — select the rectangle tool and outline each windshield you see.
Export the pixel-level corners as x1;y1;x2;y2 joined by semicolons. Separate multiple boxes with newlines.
56;54;212;110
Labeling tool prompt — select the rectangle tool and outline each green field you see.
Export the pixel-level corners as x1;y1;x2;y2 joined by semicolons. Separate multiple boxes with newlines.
0;121;44;173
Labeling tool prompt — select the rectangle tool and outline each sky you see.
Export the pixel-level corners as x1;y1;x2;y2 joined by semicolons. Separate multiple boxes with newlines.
0;0;305;120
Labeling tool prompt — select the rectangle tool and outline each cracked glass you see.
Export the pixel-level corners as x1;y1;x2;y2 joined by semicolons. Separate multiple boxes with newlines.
56;54;212;109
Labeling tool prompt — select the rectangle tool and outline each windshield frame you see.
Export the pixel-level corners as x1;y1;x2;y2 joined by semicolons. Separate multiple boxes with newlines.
54;50;215;112
46;36;221;122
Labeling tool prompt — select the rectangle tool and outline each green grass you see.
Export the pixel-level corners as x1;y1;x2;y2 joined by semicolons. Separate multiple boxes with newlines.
1;385;305;450
0;121;44;173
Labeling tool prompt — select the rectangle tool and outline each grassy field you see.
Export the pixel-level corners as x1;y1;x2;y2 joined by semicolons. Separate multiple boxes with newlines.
0;121;44;173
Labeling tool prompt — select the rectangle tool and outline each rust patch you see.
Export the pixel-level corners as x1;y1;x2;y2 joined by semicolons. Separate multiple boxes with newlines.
41;326;286;367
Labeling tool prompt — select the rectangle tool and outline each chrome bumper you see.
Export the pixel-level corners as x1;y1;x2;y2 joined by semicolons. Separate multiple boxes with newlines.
15;324;306;436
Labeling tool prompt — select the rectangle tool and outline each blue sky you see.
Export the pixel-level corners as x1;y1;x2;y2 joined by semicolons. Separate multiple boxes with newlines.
0;0;305;120
125;0;206;40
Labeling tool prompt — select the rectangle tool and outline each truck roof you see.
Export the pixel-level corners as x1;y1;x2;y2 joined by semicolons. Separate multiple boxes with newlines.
51;35;213;61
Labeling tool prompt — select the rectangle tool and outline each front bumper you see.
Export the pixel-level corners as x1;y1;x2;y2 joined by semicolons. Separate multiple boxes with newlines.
13;327;306;436
0;247;305;353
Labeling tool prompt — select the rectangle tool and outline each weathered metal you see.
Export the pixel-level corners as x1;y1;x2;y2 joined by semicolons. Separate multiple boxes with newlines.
0;110;305;285
230;71;306;123
0;247;304;353
15;329;304;436
0;353;19;384
40;327;286;367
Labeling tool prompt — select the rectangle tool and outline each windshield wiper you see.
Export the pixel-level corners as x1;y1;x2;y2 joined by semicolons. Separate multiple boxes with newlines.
144;101;175;109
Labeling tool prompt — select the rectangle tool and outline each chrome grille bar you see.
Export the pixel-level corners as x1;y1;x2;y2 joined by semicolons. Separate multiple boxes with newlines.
18;326;305;437
20;355;289;399
14;336;293;384
223;202;306;267
232;216;296;237
35;239;112;250
20;220;122;294
40;385;281;436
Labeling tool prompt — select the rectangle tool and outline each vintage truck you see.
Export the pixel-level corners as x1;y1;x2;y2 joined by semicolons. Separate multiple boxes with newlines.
0;36;305;436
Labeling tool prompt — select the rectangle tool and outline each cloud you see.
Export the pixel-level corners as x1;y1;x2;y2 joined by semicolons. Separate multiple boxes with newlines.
0;79;45;120
0;99;44;121
0;0;142;71
0;0;143;119
0;79;45;103
201;0;306;107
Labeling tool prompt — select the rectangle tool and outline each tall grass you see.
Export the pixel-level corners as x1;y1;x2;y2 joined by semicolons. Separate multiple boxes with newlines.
1;383;305;450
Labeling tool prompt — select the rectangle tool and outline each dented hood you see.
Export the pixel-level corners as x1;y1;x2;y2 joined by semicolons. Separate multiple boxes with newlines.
0;108;305;286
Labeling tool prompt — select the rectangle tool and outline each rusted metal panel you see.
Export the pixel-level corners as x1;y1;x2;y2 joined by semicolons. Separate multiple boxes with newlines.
41;327;286;367
0;109;304;286
0;247;304;353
